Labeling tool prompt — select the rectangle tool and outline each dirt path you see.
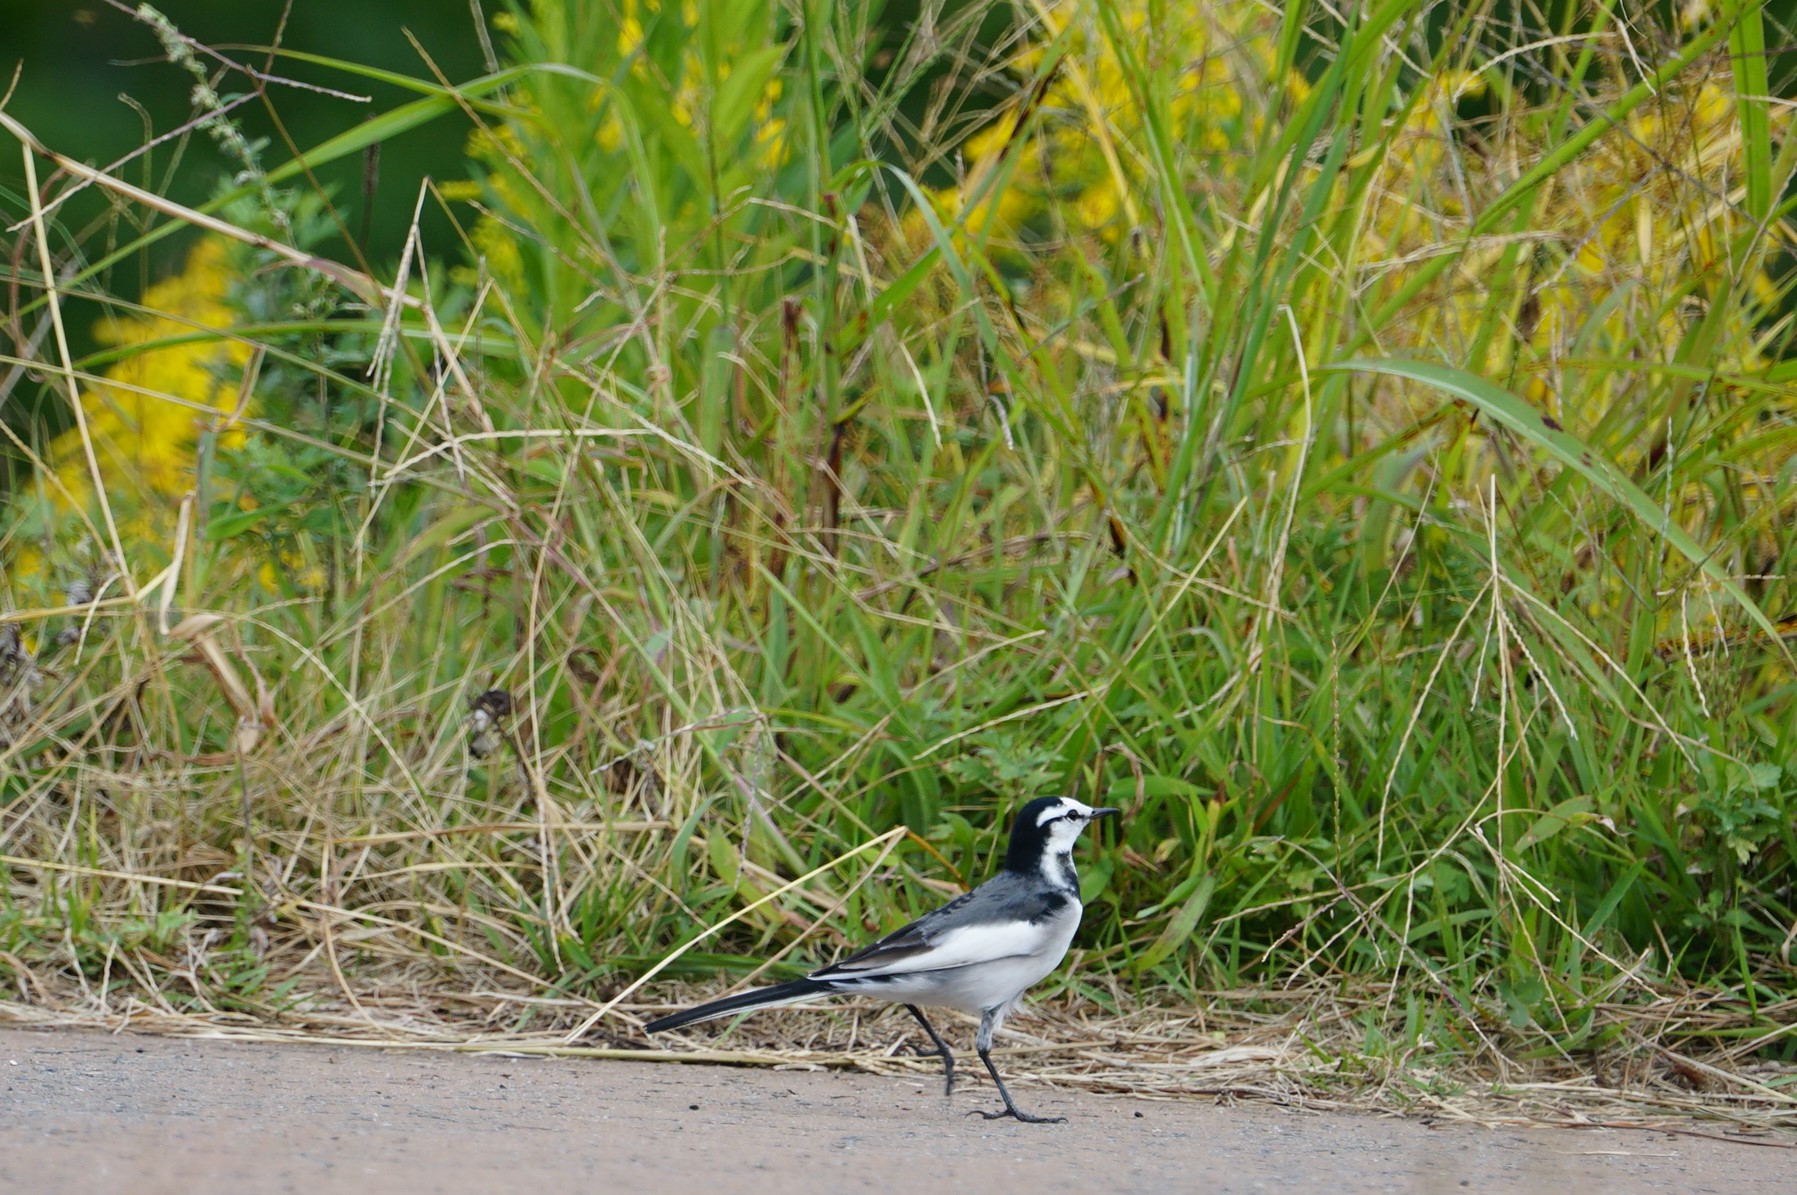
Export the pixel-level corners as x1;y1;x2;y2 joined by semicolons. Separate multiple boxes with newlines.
3;1025;1789;1193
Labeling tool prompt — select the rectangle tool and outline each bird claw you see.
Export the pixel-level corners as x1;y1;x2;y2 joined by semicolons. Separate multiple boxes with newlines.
968;1108;1065;1124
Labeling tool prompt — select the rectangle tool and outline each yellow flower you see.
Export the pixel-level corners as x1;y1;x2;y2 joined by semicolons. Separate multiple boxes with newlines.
617;15;645;57
43;238;252;514
467;211;528;291
437;179;484;202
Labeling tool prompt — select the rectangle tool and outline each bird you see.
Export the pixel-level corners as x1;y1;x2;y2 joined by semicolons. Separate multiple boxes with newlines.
644;794;1119;1123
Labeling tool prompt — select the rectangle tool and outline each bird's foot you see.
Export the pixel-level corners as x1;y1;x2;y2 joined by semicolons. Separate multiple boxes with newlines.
968;1107;1065;1125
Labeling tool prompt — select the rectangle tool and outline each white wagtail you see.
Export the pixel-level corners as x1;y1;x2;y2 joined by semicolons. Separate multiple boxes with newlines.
645;795;1118;1123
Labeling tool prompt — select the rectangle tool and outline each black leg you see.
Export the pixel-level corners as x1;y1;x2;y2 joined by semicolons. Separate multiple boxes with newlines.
971;1045;1065;1124
904;1004;955;1096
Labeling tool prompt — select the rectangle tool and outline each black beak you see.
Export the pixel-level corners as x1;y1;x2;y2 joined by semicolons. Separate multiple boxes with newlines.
1091;807;1121;819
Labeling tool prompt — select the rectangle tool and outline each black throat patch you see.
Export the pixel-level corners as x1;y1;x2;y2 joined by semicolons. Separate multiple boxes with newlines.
1004;796;1071;874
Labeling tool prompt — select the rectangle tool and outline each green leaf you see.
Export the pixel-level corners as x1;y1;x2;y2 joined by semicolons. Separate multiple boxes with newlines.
712;45;786;146
707;833;741;892
1727;4;1772;225
1729;761;1783;793
1514;796;1596;852
1134;872;1214;973
205;507;277;541
1106;776;1206;803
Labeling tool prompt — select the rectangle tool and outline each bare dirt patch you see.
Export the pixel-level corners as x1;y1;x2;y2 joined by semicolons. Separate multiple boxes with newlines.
3;1025;1791;1194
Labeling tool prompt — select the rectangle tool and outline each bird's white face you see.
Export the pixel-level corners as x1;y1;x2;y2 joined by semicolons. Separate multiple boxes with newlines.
1035;797;1110;853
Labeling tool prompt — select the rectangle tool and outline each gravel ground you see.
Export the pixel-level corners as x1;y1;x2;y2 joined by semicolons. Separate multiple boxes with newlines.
2;1026;1791;1194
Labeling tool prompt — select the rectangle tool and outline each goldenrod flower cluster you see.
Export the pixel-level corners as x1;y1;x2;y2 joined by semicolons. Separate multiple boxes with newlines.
13;238;251;585
909;1;1785;454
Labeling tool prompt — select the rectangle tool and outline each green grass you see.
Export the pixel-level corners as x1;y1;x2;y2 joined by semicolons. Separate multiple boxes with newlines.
3;0;1797;1100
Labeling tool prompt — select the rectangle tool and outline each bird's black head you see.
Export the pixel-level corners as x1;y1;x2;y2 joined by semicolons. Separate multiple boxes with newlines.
1004;795;1119;876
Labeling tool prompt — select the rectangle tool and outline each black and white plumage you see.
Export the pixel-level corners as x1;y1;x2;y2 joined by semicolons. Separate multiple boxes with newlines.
645;795;1119;1123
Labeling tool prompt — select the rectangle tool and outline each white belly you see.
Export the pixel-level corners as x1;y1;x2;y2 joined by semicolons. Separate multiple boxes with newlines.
843;906;1081;1015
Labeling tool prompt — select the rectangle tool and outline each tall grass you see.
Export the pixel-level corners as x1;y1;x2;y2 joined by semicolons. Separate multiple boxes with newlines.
3;0;1796;1084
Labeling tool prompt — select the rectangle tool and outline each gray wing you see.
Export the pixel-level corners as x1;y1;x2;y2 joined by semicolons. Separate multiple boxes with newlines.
811;874;1072;980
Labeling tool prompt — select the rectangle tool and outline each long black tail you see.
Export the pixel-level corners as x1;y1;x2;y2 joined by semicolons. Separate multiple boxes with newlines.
644;978;835;1034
